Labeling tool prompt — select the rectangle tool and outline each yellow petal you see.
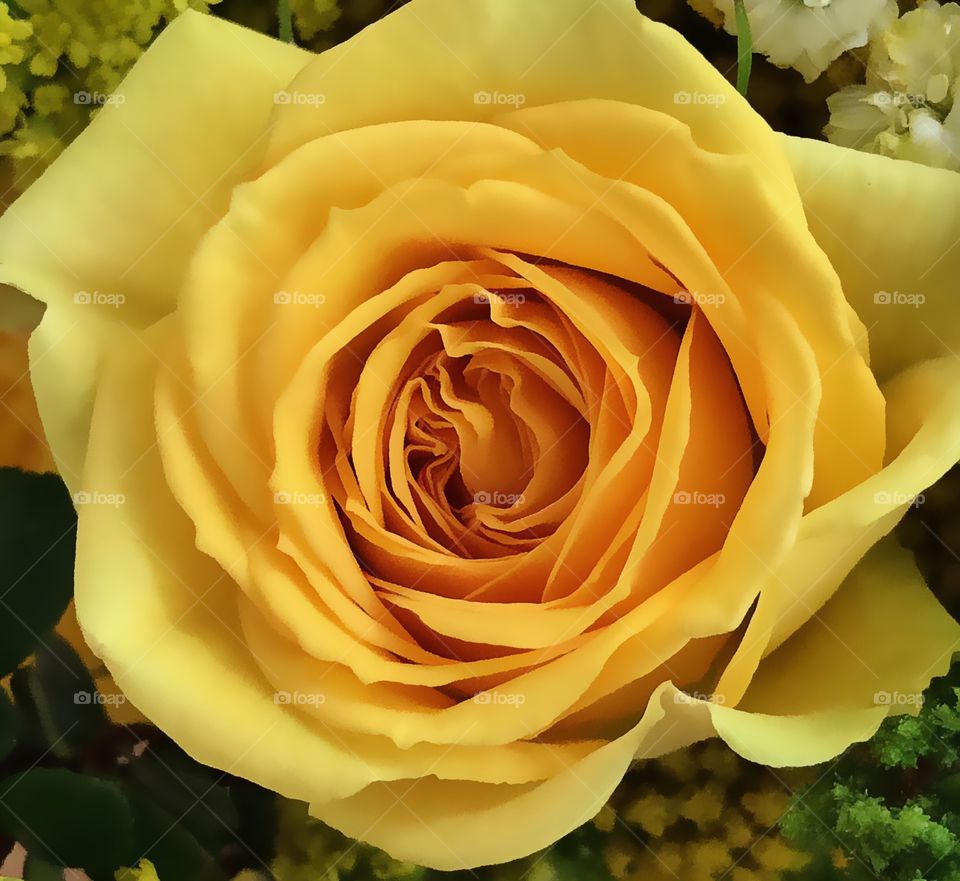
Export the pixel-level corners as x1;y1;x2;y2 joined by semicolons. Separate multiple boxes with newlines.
266;0;792;190
783;135;960;382
715;538;960;766
76;321;376;805
0;13;310;489
310;682;716;870
758;355;960;659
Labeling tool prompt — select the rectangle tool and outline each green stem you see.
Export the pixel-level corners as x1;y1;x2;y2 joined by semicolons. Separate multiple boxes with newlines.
734;0;752;97
278;0;294;43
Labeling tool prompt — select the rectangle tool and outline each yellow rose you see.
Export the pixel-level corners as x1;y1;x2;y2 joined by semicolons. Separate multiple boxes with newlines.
1;0;959;869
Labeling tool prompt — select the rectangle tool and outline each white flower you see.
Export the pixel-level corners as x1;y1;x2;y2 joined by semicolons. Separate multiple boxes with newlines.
696;0;897;82
826;2;960;169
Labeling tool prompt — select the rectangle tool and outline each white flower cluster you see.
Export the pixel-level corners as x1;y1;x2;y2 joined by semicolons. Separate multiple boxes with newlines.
692;0;896;82
826;1;960;170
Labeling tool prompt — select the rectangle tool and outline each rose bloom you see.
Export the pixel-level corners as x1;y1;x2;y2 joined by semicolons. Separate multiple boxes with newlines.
3;0;960;869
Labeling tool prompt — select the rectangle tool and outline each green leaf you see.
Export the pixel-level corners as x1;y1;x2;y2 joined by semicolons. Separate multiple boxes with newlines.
0;469;77;677
277;0;294;43
125;786;223;881
10;633;109;759
733;0;752;97
125;739;238;848
230;780;278;867
0;768;136;880
0;689;16;762
22;857;64;881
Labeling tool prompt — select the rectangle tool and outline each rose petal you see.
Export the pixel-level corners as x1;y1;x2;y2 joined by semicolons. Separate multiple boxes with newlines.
783;135;960;382
0;12;310;488
711;538;960;765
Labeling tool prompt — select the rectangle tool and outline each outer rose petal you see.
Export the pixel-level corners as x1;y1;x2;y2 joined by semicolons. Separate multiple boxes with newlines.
0;13;311;490
76;321;383;806
310;683;717;870
783;135;960;383
713;538;960;765
266;0;794;185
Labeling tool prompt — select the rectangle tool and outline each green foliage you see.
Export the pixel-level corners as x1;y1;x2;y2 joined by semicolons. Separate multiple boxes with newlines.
734;0;752;96
780;665;960;881
0;691;16;763
0;469;76;676
277;0;294;42
0;295;283;881
10;633;109;760
0;768;137;881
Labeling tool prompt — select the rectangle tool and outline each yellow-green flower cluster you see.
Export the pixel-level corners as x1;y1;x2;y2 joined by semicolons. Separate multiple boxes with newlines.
0;0;220;195
601;742;811;881
290;0;341;41
826;1;960;169
273;800;426;881
0;0;356;197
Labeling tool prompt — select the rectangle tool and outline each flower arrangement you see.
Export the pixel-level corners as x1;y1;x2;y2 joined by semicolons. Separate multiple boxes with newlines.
0;1;959;879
